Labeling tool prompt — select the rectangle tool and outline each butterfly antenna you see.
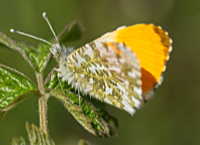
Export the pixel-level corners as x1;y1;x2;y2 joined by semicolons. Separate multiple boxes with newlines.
42;12;60;45
10;29;52;46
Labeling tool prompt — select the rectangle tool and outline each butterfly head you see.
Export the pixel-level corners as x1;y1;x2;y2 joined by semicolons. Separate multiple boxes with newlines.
51;43;74;62
50;43;62;61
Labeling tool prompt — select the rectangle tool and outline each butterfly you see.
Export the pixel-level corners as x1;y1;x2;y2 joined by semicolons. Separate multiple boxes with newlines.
11;12;172;115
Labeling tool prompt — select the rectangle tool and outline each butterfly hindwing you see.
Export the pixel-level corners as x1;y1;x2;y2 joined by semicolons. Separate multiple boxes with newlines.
58;41;142;115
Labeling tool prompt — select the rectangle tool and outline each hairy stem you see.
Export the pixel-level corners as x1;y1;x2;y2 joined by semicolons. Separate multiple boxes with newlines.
36;72;48;133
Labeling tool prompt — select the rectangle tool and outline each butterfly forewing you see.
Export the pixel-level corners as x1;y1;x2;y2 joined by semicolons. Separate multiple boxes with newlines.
95;24;172;99
58;41;143;115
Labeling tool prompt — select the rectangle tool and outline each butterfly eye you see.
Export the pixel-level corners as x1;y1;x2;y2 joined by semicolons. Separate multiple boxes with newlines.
56;51;61;60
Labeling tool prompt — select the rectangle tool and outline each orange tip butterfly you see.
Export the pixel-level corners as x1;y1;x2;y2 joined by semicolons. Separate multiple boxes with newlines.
10;12;172;115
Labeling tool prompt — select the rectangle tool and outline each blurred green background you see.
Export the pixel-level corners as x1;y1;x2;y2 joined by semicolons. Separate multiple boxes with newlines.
0;0;200;144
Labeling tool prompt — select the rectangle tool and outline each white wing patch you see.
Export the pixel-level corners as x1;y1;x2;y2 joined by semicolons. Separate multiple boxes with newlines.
57;41;143;115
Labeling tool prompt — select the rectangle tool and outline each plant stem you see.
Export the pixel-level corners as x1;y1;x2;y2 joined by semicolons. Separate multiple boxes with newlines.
36;72;48;134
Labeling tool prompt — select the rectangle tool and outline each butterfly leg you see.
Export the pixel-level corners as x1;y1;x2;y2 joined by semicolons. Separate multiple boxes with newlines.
79;94;81;106
57;73;65;95
52;67;65;95
77;87;81;106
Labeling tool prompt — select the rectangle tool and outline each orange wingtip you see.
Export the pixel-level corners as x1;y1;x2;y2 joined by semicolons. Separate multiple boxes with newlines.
97;24;172;96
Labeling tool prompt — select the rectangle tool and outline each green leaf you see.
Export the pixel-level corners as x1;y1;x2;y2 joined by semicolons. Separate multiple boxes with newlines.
0;64;38;120
0;111;8;120
78;139;90;145
45;70;117;138
58;20;84;43
96;108;118;136
12;136;26;145
16;42;52;73
0;32;52;73
0;32;21;51
26;122;55;145
49;89;96;135
12;122;55;145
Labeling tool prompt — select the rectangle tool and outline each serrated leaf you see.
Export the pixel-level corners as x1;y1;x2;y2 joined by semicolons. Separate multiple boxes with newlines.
16;42;52;72
12;122;55;145
0;110;8;120
12;136;26;145
58;20;84;44
96;108;118;136
0;32;21;51
78;139;90;145
44;70;117;137
0;32;52;72
26;122;55;145
0;64;38;120
50;89;96;136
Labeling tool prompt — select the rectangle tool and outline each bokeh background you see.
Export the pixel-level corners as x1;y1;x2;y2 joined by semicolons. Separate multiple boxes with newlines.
0;0;200;144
